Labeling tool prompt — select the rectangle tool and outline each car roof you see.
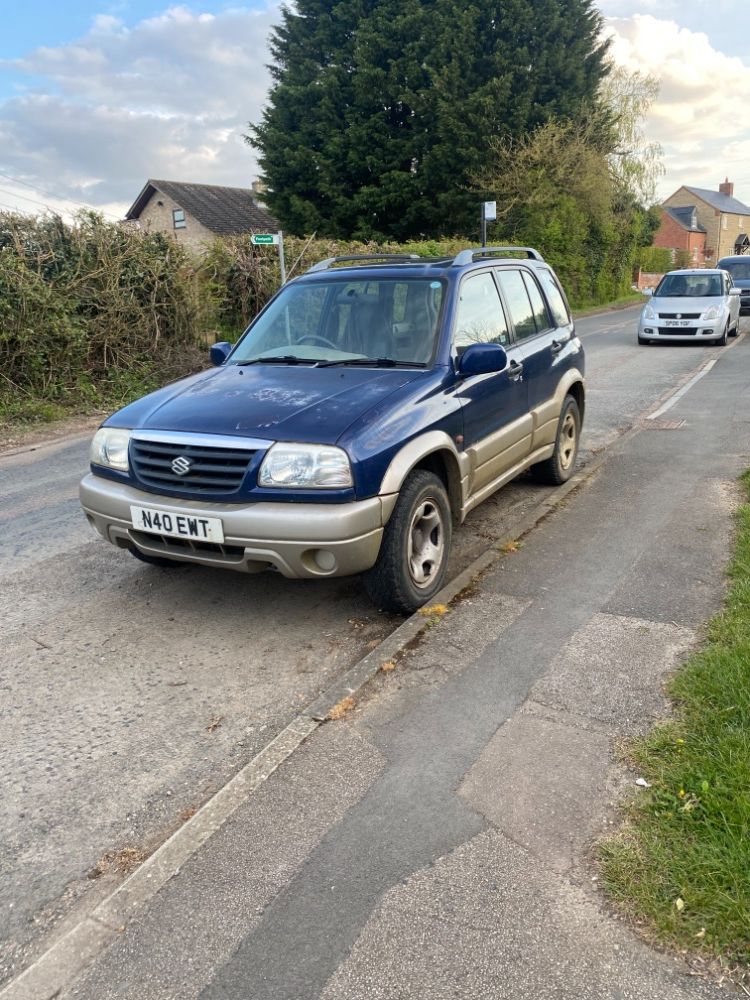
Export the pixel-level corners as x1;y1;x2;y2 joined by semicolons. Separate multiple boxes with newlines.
664;268;723;276
718;255;750;263
299;247;551;283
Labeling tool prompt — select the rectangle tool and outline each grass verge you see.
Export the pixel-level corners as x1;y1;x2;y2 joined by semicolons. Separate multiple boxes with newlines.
573;291;646;317
600;470;750;969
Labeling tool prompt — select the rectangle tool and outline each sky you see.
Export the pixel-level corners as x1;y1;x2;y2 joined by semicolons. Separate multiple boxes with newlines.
0;0;748;220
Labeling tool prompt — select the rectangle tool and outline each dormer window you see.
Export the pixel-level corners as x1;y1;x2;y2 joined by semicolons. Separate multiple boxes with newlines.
172;208;186;230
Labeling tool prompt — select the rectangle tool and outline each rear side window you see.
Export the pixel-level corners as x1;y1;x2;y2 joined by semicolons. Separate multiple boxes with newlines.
538;269;571;326
454;272;509;350
495;269;537;340
522;272;551;332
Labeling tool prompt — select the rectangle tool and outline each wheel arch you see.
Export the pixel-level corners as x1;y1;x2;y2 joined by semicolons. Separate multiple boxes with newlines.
379;432;466;526
557;369;585;426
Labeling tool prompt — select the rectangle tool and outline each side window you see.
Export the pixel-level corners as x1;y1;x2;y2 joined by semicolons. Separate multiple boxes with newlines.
454;272;509;351
537;269;571;327
522;272;551;332
496;269;537;340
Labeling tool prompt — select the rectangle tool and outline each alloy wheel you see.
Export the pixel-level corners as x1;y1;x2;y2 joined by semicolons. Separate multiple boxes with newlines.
408;498;445;587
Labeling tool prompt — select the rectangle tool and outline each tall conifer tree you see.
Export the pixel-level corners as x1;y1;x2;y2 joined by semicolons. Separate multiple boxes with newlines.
249;0;610;239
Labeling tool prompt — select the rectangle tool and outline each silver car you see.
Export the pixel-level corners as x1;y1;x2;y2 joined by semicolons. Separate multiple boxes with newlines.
638;269;741;346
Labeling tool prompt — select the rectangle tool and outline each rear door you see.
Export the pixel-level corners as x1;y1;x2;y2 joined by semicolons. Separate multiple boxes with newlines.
495;267;572;453
452;270;531;494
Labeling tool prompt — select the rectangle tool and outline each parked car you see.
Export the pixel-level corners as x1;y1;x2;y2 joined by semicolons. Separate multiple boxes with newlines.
638;268;741;346
718;255;750;316
80;247;585;613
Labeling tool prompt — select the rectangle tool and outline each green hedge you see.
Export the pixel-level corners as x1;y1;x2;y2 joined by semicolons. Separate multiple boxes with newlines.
0;211;640;425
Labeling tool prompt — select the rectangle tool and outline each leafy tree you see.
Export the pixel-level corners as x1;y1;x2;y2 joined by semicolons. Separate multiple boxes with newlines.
249;0;611;239
471;66;663;304
601;66;664;208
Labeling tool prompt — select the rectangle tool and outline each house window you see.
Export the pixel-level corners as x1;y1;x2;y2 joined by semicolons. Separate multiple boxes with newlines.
722;216;728;230
172;208;186;230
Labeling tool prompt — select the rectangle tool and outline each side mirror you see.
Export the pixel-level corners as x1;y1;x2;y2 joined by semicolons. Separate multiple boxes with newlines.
729;287;741;296
210;341;232;366
643;288;654;297
458;343;508;376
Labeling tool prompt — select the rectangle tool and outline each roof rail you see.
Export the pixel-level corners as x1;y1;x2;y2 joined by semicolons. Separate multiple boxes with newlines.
306;253;423;273
452;246;544;266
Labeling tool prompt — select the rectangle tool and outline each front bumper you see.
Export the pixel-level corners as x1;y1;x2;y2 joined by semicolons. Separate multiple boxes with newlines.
80;474;387;578
638;318;725;340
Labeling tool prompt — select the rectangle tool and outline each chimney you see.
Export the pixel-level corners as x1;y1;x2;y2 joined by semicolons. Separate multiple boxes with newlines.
719;177;734;197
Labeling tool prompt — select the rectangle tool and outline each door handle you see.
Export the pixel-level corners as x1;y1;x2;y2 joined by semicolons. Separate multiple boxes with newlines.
508;360;524;381
551;339;564;355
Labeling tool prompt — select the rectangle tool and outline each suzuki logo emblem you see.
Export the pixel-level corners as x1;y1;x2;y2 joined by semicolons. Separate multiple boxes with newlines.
171;455;192;476
676;313;682;319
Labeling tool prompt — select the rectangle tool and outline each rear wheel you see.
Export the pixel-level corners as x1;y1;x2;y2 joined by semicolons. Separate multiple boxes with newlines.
363;470;451;614
530;395;581;486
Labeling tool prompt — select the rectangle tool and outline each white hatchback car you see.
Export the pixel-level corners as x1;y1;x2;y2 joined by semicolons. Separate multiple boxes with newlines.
638;269;741;346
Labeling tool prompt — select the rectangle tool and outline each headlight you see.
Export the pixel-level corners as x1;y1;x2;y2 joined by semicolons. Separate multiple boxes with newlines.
702;305;721;321
643;304;656;320
89;428;132;472
258;443;353;489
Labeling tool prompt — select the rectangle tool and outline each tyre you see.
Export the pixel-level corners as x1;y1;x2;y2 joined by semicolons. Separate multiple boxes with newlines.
130;547;180;568
530;395;581;486
714;322;728;347
730;322;739;338
363;469;451;614
637;335;650;345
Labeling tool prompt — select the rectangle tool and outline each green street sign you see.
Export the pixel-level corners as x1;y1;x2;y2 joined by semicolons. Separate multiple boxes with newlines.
252;233;279;245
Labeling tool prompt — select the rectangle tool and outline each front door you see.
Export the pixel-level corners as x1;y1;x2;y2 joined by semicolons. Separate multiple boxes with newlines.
452;270;531;495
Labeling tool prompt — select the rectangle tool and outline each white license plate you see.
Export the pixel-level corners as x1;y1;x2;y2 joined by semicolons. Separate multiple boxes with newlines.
665;320;691;327
130;505;225;543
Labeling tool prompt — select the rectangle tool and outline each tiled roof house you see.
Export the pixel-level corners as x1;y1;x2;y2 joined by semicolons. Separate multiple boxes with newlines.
125;179;280;251
657;179;750;265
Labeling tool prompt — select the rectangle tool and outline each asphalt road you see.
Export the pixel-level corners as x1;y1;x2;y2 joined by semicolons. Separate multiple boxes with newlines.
59;314;750;1000
1;304;744;985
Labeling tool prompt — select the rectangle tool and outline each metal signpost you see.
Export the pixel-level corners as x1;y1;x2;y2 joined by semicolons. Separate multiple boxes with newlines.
251;231;286;284
481;201;496;248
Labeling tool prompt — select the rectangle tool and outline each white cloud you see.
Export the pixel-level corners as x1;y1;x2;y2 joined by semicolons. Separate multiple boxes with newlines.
0;5;279;218
2;4;749;220
605;14;750;201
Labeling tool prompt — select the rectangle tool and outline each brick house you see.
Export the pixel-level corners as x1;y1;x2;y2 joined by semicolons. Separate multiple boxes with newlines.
659;179;750;265
652;205;707;266
125;179;280;252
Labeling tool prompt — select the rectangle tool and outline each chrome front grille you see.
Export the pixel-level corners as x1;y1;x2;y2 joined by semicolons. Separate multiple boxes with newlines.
130;439;256;494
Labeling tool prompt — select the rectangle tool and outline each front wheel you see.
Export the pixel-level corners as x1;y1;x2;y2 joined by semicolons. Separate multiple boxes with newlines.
714;322;728;347
530;395;581;486
637;335;651;345
130;547;180;568
363;470;451;614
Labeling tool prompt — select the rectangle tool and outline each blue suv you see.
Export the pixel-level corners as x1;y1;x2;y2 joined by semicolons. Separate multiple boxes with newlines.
80;247;585;613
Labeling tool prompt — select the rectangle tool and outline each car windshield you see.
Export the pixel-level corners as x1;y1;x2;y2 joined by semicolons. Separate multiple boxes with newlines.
655;273;722;298
722;261;750;281
229;276;445;366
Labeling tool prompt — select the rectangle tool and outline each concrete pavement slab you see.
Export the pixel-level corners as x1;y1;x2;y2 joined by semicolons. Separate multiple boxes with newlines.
320;830;719;1000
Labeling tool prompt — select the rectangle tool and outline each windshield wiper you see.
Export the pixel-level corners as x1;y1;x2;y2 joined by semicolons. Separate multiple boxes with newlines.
317;358;426;368
235;356;321;366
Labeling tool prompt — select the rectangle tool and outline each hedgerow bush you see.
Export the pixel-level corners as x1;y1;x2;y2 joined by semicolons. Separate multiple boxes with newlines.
0;210;639;427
